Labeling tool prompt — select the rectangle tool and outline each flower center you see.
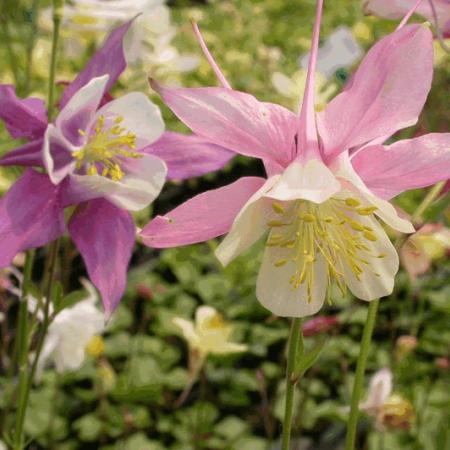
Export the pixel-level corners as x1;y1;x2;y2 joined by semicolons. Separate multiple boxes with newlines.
73;115;142;181
267;197;384;303
206;313;227;330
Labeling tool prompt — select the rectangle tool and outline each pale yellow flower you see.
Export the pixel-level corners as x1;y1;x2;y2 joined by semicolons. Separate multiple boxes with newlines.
173;306;247;359
271;69;336;112
401;224;450;280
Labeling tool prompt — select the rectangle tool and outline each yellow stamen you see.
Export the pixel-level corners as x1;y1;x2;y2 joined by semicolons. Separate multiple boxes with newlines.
74;114;141;181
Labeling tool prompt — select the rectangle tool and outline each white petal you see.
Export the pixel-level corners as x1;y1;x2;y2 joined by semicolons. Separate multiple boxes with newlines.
215;177;279;266
341;215;399;301
173;317;200;348
195;305;218;330
361;368;393;411
42;124;77;184
266;159;341;204
68;154;167;211
256;247;328;318
93;92;165;147
336;153;414;233
57;75;109;145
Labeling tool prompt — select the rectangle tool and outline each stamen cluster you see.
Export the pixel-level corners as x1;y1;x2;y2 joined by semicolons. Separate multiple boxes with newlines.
73;115;141;181
267;197;383;302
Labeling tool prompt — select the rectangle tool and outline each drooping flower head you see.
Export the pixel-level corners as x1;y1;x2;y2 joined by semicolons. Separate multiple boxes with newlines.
359;368;415;431
142;2;450;317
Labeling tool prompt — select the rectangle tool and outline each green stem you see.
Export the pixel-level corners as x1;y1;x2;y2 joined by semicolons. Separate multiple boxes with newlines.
281;318;302;450
345;180;448;450
23;0;41;95
0;4;20;86
344;299;379;450
47;0;63;121
11;251;35;450
12;2;62;443
13;241;59;450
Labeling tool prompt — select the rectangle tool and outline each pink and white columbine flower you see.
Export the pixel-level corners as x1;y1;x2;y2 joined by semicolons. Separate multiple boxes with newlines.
0;19;232;315
141;2;450;317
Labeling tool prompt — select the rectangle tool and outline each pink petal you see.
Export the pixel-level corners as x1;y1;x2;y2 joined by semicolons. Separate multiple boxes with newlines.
0;170;65;267
296;0;323;161
60;19;134;108
318;24;433;161
351;133;450;199
151;81;297;167
68;198;136;316
364;0;450;33
0;85;47;139
0;139;44;167
144;132;234;180
140;176;265;248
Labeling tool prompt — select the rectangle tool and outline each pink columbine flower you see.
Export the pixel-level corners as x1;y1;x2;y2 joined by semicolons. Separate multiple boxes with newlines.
0;20;232;315
141;2;450;318
364;0;450;37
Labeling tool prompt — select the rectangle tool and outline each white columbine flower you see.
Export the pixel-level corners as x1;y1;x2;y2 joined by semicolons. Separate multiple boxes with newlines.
33;280;105;375
299;26;363;79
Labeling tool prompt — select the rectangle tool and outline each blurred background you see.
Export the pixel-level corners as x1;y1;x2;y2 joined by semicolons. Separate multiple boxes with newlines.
0;1;449;449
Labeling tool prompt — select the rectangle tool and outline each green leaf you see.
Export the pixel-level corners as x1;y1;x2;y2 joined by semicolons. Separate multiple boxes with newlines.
293;339;327;378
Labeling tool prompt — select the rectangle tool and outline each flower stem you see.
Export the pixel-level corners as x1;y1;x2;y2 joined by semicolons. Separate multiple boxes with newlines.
47;0;63;121
12;1;63;444
23;0;41;95
344;299;379;450
12;251;35;450
281;318;303;450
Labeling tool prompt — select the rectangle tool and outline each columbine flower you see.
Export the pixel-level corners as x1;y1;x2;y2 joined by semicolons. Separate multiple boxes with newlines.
173;306;247;360
0;20;231;315
141;8;450;317
299;26;363;79
364;0;450;37
271;69;336;111
360;368;414;431
400;224;450;280
31;280;105;376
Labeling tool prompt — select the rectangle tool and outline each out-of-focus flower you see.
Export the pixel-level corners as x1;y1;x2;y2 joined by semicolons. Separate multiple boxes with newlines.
32;280;105;375
0;439;6;450
363;0;450;37
173;305;247;360
435;356;450;371
86;335;105;358
271;69;336;111
434;38;450;65
395;335;418;360
96;359;117;392
0;168;13;193
379;394;415;430
299;26;363;79
400;224;450;280
40;0;199;82
352;21;374;42
360;368;414;430
302;315;339;337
